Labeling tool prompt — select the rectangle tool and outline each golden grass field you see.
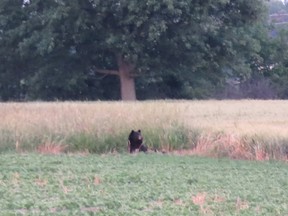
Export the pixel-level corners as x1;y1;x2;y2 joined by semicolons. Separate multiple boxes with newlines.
1;100;288;159
1;100;288;135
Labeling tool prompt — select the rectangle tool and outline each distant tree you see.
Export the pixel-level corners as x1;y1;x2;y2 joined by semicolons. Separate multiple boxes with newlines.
267;28;288;98
248;1;288;99
0;0;267;100
267;0;287;14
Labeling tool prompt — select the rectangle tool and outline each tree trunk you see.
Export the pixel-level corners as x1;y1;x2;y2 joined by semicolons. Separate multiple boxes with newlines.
117;55;137;101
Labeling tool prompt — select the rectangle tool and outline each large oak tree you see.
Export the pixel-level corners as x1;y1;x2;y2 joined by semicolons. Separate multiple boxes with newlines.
0;0;267;100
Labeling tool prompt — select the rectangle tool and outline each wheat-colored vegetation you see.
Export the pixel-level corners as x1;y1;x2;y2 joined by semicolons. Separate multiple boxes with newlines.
1;100;288;160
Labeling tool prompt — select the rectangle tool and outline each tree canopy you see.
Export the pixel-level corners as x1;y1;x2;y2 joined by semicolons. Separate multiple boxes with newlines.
1;0;283;101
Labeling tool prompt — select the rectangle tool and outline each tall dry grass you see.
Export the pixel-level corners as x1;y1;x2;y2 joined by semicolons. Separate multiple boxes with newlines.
1;100;288;159
0;101;187;153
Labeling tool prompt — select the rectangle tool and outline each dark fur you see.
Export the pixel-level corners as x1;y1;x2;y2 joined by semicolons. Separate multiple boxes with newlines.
128;129;147;153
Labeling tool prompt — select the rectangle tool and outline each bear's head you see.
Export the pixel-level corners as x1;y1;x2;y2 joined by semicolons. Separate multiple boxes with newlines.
129;129;143;143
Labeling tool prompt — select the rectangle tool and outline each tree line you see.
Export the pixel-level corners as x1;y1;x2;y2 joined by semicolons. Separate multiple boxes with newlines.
0;0;288;101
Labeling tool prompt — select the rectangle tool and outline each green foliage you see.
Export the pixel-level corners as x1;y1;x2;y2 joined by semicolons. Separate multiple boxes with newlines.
0;122;192;153
67;132;128;153
0;153;288;215
2;124;288;161
0;0;270;100
267;0;288;14
268;28;288;98
143;123;191;150
0;129;16;152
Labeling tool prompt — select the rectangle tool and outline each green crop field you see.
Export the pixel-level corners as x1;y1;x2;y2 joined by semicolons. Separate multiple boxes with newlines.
0;153;287;215
1;100;288;215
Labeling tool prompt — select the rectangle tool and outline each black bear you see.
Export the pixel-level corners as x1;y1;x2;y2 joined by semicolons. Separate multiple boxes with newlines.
128;130;147;153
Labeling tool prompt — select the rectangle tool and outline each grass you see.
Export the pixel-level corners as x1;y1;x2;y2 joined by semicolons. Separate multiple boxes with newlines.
1;100;288;159
0;153;287;215
1;100;288;215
